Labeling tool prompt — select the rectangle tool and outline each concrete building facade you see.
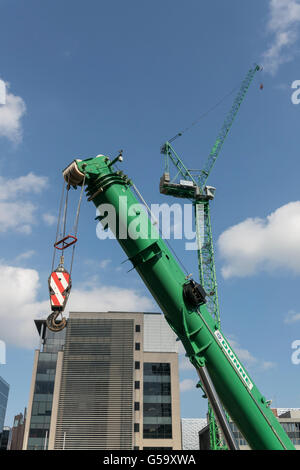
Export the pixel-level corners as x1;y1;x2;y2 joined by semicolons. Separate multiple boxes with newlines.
10;409;26;450
0;376;9;435
181;418;207;450
198;409;300;450
23;311;181;450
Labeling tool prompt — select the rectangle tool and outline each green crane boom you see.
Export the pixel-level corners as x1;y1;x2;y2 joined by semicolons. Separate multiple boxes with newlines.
160;64;261;449
61;154;295;450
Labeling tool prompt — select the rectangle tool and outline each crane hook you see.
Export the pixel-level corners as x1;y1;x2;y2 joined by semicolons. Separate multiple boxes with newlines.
46;311;67;332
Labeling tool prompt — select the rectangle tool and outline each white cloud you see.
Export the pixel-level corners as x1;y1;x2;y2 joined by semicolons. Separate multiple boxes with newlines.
0;172;48;201
0;264;48;348
0;201;37;233
180;379;197;392
42;213;56;226
228;337;257;367
0;80;26;143
0;261;155;349
15;250;36;262
66;285;154;313
179;355;194;371
261;361;276;370
99;259;111;269
227;335;276;371
262;0;300;74
218;201;300;279
0;173;48;233
284;309;300;323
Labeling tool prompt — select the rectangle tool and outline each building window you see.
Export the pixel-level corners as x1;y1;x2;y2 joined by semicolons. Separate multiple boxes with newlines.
143;382;171;396
134;402;140;411
144;403;171;417
143;447;173;450
134;446;139;450
27;350;58;450
135;325;141;333
135;361;140;370
134;423;140;432
134;381;140;390
144;363;170;376
135;343;140;351
281;422;300;446
229;422;248;447
143;362;172;440
143;424;172;439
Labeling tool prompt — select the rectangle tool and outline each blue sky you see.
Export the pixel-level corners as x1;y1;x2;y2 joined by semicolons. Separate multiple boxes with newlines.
1;0;300;427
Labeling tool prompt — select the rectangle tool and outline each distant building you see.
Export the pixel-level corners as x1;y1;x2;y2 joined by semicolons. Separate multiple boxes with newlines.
181;418;207;450
230;408;300;450
0;377;9;434
23;321;66;450
23;312;181;450
199;408;300;450
198;423;210;450
10;408;27;450
0;426;10;450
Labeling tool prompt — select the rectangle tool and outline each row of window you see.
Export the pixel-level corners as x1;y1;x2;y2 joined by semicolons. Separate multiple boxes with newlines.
135;380;171;395
0;381;9;397
134;402;171;417
135;362;171;377
281;422;300;435
133;423;172;439
144;363;170;376
35;380;55;395
29;428;49;439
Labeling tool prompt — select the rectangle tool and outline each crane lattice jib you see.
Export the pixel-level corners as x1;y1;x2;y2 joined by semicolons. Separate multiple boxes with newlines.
198;64;261;191
162;141;198;186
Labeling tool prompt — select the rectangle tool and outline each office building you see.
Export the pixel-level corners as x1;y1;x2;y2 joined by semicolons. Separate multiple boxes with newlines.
0;377;9;435
10;408;27;450
198;408;300;450
181;418;207;450
23;311;181;450
0;426;10;450
230;408;300;450
23;323;66;450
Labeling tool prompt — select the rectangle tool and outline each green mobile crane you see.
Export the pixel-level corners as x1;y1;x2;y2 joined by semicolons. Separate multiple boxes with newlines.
159;64;261;449
50;153;295;450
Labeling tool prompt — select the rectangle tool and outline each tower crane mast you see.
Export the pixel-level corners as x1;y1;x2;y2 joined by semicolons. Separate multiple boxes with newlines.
160;64;261;449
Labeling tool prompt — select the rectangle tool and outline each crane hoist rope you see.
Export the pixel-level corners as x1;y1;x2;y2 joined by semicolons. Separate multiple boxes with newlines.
46;171;86;332
167;84;240;145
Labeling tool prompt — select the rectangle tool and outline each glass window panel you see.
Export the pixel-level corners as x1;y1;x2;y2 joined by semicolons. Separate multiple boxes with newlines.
144;363;170;376
143;424;172;439
144;382;171;396
143;402;171;417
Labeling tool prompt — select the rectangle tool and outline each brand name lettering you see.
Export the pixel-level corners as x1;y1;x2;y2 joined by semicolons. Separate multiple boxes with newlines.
214;330;253;391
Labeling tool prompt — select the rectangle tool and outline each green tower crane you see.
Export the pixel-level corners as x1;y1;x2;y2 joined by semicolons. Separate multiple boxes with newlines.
159;64;261;449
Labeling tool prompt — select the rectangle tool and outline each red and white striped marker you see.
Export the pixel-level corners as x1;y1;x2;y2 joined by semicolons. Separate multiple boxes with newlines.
49;271;70;309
